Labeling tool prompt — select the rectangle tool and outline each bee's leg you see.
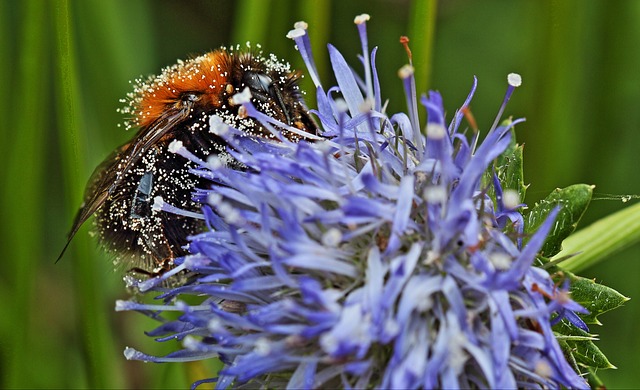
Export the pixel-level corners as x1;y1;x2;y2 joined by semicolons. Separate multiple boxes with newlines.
150;247;177;276
137;235;176;277
126;266;156;278
127;251;174;278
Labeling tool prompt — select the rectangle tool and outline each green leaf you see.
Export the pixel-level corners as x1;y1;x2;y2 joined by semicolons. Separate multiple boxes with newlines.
555;321;616;370
53;1;124;388
585;366;606;390
554;200;640;273
3;0;49;387
524;184;593;257
568;273;629;325
559;337;615;371
495;143;527;202
483;128;527;206
546;267;626;382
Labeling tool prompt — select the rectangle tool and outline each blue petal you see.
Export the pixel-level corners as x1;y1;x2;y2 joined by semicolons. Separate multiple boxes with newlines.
328;44;365;120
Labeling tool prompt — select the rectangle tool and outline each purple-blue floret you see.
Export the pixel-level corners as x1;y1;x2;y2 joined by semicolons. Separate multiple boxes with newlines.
118;15;589;389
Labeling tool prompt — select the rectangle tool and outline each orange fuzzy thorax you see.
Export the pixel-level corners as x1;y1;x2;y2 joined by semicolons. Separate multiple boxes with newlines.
122;50;234;129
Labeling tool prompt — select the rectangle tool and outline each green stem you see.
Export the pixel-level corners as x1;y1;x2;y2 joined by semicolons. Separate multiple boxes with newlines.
53;1;122;387
409;0;437;93
556;202;640;273
2;0;47;386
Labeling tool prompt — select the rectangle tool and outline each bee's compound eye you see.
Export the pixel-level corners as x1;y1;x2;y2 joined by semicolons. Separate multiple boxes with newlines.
243;72;273;101
256;74;273;92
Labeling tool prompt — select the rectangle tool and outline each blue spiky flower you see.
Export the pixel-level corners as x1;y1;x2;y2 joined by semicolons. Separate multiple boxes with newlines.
117;15;589;389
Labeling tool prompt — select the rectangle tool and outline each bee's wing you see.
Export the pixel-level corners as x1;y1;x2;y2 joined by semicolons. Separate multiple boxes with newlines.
109;107;191;193
56;106;191;263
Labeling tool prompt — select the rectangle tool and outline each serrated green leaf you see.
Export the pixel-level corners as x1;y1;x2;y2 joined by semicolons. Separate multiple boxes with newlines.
482;129;527;207
558;338;615;371
568;273;629;325
524;184;593;257
496;144;527;202
554;200;640;273
570;337;615;370
555;321;616;370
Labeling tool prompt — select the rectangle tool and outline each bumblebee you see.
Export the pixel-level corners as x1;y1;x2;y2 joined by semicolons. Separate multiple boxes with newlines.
59;47;317;274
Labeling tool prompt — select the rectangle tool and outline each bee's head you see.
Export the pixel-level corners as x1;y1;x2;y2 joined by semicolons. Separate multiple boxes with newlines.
123;48;316;139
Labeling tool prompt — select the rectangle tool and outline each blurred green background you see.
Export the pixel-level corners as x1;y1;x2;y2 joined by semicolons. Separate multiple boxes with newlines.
2;0;639;388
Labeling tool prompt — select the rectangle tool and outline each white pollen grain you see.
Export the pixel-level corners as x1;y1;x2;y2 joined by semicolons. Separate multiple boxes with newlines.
354;14;371;24
168;140;183;154
508;73;522;87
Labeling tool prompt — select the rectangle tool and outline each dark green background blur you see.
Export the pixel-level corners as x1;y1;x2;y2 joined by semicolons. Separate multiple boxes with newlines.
2;0;639;388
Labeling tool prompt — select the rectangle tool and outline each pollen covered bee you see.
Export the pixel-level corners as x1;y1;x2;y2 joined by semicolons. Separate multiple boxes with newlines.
59;46;317;275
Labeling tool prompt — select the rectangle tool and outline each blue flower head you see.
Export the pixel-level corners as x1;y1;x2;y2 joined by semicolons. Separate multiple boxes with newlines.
118;15;589;389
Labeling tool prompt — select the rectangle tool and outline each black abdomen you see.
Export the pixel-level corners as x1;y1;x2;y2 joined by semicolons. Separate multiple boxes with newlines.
93;118;225;271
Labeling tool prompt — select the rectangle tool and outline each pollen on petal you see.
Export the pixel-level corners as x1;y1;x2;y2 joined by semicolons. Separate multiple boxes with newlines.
398;64;414;79
354;14;371;24
286;28;306;39
503;189;520;209
231;87;252;105
508;73;522;87
294;21;308;30
168;139;184;153
426;123;446;139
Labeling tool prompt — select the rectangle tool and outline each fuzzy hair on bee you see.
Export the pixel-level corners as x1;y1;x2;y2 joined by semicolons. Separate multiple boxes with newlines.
58;45;318;276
